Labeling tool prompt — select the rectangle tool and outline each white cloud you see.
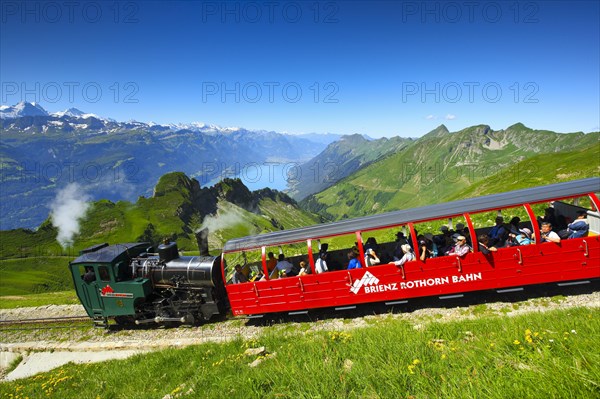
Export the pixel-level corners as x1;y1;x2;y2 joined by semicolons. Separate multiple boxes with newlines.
445;114;456;120
425;115;436;120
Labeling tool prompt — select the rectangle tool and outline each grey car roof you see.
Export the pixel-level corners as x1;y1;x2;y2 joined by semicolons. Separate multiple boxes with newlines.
223;177;600;252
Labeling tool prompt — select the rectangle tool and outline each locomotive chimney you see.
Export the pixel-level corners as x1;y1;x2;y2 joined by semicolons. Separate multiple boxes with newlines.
195;228;210;256
158;240;179;263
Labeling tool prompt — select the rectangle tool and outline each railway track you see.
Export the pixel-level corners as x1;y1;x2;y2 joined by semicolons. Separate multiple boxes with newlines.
0;316;90;328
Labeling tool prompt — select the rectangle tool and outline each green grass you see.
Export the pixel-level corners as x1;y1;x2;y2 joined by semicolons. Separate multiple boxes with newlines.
304;128;599;221
1;307;598;398
0;290;79;309
0;257;74;296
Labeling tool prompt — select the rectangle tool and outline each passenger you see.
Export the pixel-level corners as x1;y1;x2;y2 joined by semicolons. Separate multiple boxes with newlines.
393;232;410;260
232;264;249;284
424;233;438;257
364;248;381;267
83;267;96;283
540;222;561;243
566;211;589;239
446;235;470;257
509;217;521;232
539;207;567;231
516;228;533;245
477;234;498;255
454;223;467;237
364;237;380;253
266;252;277;274
275;254;294;277
505;228;521;247
347;250;362;269
488;216;508;247
314;251;329;273
299;261;312;276
435;225;454;254
417;234;432;261
393;244;415;267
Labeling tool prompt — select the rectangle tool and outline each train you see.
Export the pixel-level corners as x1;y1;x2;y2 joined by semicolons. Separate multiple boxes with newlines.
70;177;600;327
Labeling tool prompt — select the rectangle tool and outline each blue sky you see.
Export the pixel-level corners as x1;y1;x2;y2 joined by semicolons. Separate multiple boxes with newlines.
1;1;599;138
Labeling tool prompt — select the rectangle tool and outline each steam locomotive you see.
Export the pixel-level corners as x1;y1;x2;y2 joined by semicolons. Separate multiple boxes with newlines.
69;230;228;327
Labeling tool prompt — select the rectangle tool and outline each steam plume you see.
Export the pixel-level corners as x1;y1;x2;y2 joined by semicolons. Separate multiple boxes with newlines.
50;183;90;248
199;208;247;232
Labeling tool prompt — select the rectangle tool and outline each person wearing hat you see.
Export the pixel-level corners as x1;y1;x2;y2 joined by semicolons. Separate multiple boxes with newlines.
515;228;532;245
364;248;381;267
566;211;589;239
446;235;470;257
392;244;415;267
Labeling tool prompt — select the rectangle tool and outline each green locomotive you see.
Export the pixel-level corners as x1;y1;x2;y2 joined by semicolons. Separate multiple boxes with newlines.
69;240;227;327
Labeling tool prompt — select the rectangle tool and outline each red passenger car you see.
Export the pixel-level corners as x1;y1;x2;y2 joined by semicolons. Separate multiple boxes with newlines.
222;178;600;317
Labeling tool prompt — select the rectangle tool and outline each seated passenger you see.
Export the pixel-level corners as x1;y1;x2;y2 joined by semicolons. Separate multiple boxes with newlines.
314;251;329;273
478;234;498;255
509;217;521;231
446;235;470;257
347;250;362;269
516;228;532;245
540;222;561;243
435;226;454;254
232;264;249;284
299;261;311;276
566;211;589;239
393;244;415;267
488;216;508;247
275;254;294;277
364;248;381;267
424;233;438;257
417;235;431;261
364;237;380;253
266;252;277;274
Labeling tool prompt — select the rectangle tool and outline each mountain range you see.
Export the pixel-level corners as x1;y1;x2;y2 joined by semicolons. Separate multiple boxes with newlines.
302;123;600;220
2;102;599;232
0;102;340;229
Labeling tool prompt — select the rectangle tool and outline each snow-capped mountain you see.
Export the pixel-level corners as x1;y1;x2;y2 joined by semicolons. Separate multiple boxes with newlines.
51;107;103;120
0;101;49;118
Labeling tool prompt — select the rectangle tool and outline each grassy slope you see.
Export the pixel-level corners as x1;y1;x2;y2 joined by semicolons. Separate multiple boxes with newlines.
0;307;597;398
306;129;599;220
0;257;74;296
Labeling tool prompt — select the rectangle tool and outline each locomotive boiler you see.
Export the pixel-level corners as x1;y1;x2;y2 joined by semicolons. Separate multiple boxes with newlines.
69;235;228;327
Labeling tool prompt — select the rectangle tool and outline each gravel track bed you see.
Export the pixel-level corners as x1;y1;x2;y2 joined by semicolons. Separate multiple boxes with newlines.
1;292;598;352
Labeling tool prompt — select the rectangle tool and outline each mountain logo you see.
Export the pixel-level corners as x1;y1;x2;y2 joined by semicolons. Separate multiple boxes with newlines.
350;271;380;294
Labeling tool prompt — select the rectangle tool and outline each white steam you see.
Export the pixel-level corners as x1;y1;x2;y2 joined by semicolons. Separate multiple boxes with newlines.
50;183;91;248
199;208;247;232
